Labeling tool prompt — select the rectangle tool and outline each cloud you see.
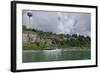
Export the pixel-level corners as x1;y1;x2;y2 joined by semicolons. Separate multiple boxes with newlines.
22;10;91;36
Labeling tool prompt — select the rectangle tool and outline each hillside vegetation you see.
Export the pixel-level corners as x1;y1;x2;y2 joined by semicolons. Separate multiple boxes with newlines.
22;25;91;50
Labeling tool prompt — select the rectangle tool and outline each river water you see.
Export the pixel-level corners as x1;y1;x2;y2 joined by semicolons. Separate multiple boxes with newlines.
22;49;90;63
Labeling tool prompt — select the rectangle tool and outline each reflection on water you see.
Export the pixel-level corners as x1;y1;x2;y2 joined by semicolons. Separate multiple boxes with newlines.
42;49;62;61
22;49;91;63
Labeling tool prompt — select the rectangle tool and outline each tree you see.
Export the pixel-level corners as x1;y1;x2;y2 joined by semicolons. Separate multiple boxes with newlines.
86;36;91;41
66;34;71;38
22;25;27;30
78;35;85;41
72;34;77;38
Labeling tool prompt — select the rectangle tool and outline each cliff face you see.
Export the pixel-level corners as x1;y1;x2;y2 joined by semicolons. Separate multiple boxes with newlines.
22;31;40;43
22;30;91;50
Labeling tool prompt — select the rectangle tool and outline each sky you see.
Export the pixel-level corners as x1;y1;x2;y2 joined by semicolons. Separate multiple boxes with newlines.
22;10;91;36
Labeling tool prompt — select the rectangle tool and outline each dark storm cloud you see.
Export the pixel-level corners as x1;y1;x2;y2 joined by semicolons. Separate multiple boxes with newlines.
22;10;91;36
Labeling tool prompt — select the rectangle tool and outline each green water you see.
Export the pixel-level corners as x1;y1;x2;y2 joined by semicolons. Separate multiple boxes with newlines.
22;49;91;63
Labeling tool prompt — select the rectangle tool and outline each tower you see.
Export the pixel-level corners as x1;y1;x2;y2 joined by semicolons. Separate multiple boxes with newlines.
27;12;32;29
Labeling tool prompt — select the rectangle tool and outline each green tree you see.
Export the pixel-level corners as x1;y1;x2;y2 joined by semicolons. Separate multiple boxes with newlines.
23;25;27;30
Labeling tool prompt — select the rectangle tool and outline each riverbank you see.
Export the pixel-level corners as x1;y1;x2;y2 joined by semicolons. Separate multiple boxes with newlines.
23;48;90;52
